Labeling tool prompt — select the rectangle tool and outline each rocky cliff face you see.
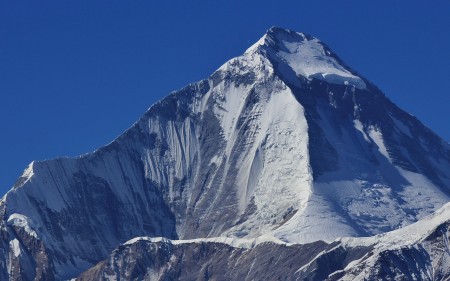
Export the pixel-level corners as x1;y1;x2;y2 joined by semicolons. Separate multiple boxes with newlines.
1;27;450;280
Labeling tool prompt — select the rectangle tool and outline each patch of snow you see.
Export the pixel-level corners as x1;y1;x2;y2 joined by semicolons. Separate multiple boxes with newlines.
368;126;390;160
353;120;370;142
7;213;38;238
22;162;35;180
9;239;21;257
209;154;220;165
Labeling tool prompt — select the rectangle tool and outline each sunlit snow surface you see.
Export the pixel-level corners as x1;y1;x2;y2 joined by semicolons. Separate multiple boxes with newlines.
247;28;366;89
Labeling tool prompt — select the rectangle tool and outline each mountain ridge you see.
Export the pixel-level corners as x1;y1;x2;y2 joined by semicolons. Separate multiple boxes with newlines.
77;200;450;280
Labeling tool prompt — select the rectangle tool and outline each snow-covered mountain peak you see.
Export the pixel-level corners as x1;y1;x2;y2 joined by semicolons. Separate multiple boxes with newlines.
246;27;366;89
245;27;307;53
2;27;450;280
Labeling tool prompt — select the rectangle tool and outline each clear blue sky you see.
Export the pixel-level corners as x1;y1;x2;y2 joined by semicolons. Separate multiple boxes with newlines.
1;1;450;195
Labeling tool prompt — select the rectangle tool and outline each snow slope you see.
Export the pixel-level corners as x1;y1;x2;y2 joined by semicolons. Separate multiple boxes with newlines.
247;28;366;89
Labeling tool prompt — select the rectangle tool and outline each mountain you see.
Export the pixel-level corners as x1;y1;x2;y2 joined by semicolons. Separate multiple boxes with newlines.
2;27;450;280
